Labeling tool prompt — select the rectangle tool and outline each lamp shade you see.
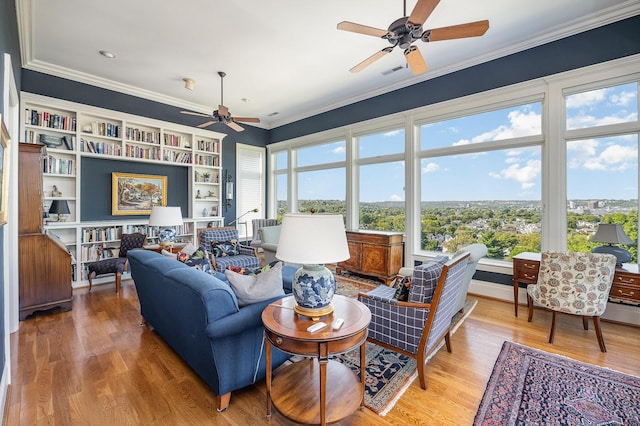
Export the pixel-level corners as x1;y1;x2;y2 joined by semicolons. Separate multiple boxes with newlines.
276;213;350;265
48;199;70;215
148;206;183;227
589;223;633;245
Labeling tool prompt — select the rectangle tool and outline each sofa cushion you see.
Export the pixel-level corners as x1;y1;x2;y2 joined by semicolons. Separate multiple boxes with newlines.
224;261;285;307
408;255;448;304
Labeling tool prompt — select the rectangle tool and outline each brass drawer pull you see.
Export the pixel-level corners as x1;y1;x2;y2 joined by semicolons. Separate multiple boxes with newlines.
616;277;636;285
523;273;537;280
617;290;635;297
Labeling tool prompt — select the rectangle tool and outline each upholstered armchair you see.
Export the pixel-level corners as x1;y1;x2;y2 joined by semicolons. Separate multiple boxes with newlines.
249;218;278;252
358;252;469;390
398;243;487;315
527;251;617;352
87;232;147;294
258;225;281;264
198;227;260;271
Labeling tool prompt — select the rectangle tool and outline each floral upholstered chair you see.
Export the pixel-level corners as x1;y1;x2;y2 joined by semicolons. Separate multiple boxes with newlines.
358;252;469;390
198;227;260;271
527;251;617;352
87;232;147;294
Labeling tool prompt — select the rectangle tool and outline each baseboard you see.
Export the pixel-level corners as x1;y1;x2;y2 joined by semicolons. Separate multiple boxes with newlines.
468;280;640;327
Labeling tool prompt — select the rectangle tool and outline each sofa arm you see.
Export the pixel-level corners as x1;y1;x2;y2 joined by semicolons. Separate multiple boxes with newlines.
206;295;286;339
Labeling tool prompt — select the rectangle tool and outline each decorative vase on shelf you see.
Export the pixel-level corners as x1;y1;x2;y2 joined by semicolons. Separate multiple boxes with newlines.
202;207;209;217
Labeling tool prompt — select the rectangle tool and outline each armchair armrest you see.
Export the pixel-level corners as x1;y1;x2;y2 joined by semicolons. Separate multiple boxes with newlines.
237;244;257;257
358;292;431;309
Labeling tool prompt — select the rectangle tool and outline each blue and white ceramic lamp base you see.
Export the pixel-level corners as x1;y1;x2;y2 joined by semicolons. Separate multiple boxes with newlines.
292;264;336;320
158;228;177;248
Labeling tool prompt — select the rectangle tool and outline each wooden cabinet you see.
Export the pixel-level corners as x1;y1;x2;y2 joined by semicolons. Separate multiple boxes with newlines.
337;230;404;284
19;143;72;320
512;252;640;318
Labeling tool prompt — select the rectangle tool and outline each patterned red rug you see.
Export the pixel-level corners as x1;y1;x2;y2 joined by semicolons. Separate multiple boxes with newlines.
474;341;640;425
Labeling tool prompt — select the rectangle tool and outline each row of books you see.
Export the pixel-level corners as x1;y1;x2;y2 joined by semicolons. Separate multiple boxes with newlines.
81;227;122;243
43;155;75;175
194;154;220;166
163;150;192;163
125;127;160;144
81;244;119;263
196;139;220;153
163;133;188;147
125;145;160;160
25;109;76;131
84;121;121;138
81;138;122;156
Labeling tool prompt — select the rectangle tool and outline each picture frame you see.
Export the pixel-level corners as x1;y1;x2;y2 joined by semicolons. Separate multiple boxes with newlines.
112;172;167;215
0;116;10;225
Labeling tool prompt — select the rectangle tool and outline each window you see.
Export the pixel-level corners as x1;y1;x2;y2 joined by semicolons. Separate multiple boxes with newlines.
297;168;346;215
418;102;543;259
565;81;639;262
236;144;265;241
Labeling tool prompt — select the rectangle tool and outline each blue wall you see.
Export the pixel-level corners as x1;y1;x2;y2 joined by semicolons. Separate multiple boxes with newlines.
0;0;22;397
270;15;640;143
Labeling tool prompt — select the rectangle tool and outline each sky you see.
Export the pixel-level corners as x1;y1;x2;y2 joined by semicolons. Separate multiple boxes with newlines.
280;82;638;203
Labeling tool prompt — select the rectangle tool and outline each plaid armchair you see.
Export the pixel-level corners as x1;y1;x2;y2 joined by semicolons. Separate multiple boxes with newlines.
358;252;469;390
527;251;617;352
198;227;260;271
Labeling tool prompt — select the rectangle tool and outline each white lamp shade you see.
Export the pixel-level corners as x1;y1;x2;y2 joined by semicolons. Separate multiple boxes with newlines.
276;213;350;265
590;223;633;245
148;206;183;227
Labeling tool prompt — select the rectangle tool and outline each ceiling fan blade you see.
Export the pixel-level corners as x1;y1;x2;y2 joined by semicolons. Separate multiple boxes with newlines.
407;0;440;27
218;104;229;116
405;46;428;75
350;47;393;73
227;121;245;132
197;121;216;128
181;110;211;118
337;21;390;38
234;117;260;123
427;20;490;42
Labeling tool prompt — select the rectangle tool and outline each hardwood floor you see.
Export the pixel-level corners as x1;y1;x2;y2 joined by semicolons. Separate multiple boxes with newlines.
5;280;640;425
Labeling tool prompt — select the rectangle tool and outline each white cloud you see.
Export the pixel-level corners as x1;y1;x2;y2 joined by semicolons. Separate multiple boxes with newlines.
610;90;636;106
332;146;345;154
568;140;637;172
489;159;541;190
452;139;471;146
505;156;520;164
567;111;637;129
384;130;402;137
422;162;440;173
457;109;541;145
566;89;607;109
390;194;403;201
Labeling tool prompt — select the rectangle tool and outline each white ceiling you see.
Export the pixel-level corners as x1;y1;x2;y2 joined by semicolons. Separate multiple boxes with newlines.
16;0;640;129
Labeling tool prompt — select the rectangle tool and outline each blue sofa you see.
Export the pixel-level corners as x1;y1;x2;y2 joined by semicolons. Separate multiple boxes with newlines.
127;250;293;411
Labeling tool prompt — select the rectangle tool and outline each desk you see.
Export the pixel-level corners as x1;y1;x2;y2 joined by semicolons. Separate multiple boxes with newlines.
512;252;640;317
262;295;371;426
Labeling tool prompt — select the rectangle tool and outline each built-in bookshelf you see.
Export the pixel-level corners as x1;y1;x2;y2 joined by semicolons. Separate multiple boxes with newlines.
22;92;227;288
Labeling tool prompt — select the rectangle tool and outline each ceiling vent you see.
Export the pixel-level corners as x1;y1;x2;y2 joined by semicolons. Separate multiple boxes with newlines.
382;66;404;76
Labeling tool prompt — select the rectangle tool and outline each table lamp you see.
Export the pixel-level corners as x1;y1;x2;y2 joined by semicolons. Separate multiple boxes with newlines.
276;213;350;319
48;199;70;222
149;206;183;249
590;223;634;267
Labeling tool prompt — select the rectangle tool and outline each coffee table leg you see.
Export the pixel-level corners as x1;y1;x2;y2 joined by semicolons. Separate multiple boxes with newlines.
265;335;272;419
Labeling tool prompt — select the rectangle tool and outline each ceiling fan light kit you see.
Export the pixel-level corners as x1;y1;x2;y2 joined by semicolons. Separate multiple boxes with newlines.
180;71;260;132
183;78;195;90
338;0;489;76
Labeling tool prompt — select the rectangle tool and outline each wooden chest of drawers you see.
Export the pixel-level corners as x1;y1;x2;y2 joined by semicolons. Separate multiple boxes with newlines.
512;252;639;317
336;230;404;284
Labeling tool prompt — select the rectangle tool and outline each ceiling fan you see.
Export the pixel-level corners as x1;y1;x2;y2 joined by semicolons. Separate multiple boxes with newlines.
337;0;489;76
181;71;259;132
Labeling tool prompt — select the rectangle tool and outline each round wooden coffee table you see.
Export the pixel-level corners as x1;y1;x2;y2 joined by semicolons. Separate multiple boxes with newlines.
262;294;371;426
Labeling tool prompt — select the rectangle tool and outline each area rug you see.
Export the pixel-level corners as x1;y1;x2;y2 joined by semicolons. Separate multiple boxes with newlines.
332;298;478;415
473;341;640;425
334;271;380;298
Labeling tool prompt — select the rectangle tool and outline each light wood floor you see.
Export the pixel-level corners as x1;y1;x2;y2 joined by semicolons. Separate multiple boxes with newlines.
5;281;640;425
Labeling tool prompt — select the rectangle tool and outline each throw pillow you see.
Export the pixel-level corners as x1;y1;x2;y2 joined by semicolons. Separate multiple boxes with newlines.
180;241;197;256
408;255;448;304
392;275;413;301
177;245;215;275
224;261;284;307
161;249;178;260
211;239;240;257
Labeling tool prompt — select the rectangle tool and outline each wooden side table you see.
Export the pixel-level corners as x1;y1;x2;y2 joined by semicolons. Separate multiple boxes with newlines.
142;243;186;254
512;252;640;317
262;295;371;426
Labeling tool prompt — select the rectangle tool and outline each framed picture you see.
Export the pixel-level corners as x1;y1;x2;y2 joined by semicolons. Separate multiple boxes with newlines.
112;172;167;215
0;117;10;225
